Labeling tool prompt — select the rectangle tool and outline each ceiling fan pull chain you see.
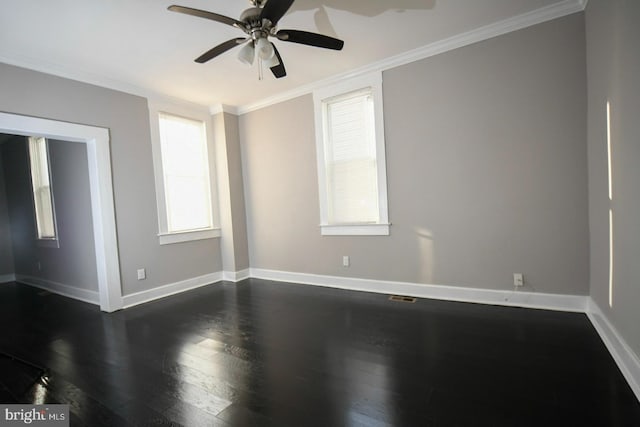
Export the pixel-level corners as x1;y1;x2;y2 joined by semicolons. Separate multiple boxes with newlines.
258;57;264;81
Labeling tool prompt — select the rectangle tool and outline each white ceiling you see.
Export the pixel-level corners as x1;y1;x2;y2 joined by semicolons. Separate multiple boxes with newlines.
0;0;581;110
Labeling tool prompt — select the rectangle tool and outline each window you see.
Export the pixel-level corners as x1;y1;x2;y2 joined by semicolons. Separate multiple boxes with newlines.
27;136;58;245
150;105;220;245
313;73;390;235
158;113;212;232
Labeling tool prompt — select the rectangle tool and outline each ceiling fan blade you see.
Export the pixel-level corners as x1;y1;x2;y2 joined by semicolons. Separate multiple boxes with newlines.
195;38;246;63
168;5;244;28
270;45;287;78
260;0;295;25
276;30;344;50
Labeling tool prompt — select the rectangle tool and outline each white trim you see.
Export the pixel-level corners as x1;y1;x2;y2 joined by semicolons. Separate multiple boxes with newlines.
586;300;640;402
249;268;588;312
244;268;638;402
222;269;251;282
0;112;123;312
158;228;221;245
28;137;60;242
313;72;390;235
0;1;584;116
321;223;390;236
209;104;240;116
15;274;100;305
148;102;221;243
0;52;210;112
0;274;16;284
237;0;586;115
122;272;222;309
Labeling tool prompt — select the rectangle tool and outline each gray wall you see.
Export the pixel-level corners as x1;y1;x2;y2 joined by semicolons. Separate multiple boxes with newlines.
0;141;15;278
224;113;250;272
0;63;223;296
586;0;640;357
48;140;97;289
2;138;98;290
240;13;589;295
1;140;32;279
214;112;250;273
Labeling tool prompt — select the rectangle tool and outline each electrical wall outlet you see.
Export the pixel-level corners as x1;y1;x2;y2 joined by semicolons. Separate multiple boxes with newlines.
513;273;524;287
343;256;350;267
137;268;146;280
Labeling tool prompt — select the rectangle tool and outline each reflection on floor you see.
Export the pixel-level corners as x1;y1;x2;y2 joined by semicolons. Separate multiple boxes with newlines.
0;279;639;426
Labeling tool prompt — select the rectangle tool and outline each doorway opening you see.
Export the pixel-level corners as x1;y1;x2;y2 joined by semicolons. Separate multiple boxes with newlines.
0;112;122;312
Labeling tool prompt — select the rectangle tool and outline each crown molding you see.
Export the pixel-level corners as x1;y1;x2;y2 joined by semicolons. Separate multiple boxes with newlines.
0;1;587;116
235;0;586;115
209;104;240;116
0;52;210;112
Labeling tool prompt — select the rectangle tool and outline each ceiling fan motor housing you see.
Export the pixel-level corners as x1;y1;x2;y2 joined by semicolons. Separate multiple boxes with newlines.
168;0;345;79
240;7;263;27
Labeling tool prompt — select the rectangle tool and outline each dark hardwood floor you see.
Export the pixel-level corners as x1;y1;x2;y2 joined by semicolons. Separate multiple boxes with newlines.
0;279;639;426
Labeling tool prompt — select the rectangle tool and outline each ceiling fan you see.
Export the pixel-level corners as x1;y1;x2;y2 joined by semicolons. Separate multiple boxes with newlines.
168;0;345;79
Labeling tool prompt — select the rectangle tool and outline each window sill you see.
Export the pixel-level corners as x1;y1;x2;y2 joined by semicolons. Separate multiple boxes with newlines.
37;238;60;248
158;228;221;245
320;223;390;236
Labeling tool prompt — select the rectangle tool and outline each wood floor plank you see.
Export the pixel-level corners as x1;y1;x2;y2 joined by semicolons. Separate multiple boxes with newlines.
0;279;638;426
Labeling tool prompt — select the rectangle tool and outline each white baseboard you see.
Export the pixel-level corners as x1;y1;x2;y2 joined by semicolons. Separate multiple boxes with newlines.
10;265;640;403
0;273;16;284
248;268;640;403
117;267;640;406
122;272;222;309
222;269;251;282
586;299;640;402
15;274;100;305
249;268;588;312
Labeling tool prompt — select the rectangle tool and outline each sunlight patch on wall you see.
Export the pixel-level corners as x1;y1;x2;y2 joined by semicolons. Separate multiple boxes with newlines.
415;227;435;283
607;101;614;308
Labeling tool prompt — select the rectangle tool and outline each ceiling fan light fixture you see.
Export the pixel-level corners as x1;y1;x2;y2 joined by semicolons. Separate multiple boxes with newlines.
255;37;274;60
237;41;255;65
262;47;280;68
168;0;344;80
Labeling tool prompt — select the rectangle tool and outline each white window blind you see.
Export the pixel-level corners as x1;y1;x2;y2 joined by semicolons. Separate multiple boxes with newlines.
314;72;389;236
158;113;213;233
324;89;379;224
28;136;56;239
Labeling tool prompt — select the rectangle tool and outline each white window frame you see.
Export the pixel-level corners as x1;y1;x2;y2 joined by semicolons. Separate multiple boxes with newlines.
313;72;390;236
27;137;60;248
149;102;221;245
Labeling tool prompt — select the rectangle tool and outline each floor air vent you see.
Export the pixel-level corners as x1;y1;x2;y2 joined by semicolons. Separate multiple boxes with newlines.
388;295;417;303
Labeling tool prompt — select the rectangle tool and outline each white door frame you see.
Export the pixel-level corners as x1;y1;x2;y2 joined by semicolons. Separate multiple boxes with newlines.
0;112;123;312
